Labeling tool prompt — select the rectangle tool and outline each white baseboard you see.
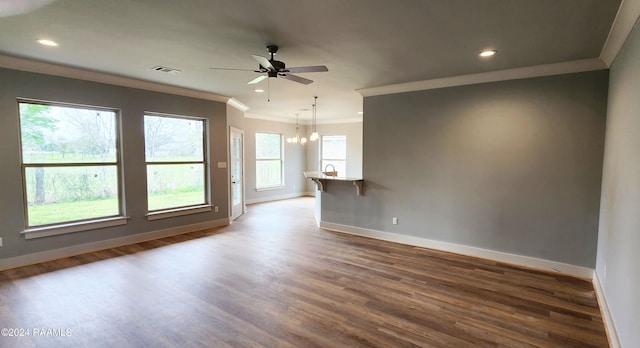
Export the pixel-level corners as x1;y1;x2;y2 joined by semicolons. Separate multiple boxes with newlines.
319;221;594;279
246;192;314;205
593;271;621;348
0;218;230;271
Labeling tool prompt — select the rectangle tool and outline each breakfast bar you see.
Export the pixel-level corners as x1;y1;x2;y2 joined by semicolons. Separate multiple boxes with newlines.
303;171;364;196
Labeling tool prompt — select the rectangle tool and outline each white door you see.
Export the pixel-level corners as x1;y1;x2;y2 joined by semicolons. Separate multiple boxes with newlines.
230;127;244;220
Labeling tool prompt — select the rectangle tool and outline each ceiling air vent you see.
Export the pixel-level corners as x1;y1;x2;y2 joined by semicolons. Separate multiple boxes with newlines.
151;66;181;74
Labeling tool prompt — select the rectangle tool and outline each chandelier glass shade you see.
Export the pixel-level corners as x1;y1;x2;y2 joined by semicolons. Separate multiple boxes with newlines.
286;114;307;145
309;96;319;141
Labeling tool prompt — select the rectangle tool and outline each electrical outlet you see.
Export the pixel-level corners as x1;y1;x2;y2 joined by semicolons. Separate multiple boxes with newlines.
392;217;398;225
214;206;219;213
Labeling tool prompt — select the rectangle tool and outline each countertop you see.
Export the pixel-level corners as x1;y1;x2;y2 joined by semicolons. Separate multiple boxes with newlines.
303;171;363;181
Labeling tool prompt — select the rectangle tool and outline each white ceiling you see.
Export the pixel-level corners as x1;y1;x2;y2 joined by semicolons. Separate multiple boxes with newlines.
0;0;623;122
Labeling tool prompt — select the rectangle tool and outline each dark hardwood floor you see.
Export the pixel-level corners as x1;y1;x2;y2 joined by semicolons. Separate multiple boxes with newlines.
0;197;608;347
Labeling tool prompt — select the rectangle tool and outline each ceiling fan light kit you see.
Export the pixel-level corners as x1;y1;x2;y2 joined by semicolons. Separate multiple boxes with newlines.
249;45;328;85
211;44;329;87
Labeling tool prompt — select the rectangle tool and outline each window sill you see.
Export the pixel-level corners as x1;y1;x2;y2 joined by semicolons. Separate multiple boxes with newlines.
256;185;285;192
22;216;129;240
146;205;212;221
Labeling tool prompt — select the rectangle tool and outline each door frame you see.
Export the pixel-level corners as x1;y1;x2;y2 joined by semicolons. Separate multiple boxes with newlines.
229;126;245;220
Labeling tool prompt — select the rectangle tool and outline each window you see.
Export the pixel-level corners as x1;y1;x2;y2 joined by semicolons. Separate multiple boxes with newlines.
144;114;207;212
18;100;122;228
255;132;283;189
322;135;347;176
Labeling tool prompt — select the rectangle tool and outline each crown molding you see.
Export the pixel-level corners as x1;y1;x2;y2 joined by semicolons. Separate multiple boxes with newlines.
600;0;640;66
0;54;230;103
245;112;363;125
227;98;250;112
316;117;362;125
5;0;637;116
245;113;299;124
357;58;607;97
357;0;639;98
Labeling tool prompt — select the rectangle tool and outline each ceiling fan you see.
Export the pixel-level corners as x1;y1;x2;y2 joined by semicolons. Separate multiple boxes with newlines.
210;45;328;85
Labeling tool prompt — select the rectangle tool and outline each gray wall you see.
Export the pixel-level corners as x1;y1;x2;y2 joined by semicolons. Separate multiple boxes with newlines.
322;70;608;267
243;117;308;203
0;68;229;259
596;20;640;347
226;104;245;130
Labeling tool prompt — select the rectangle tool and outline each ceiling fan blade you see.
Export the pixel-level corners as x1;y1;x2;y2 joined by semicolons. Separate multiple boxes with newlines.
209;67;256;71
248;75;267;85
280;73;313;85
251;55;275;71
285;65;329;73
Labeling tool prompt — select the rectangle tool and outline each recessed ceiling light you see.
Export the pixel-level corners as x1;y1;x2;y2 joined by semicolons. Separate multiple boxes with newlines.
254;89;264;93
479;49;497;57
37;39;58;47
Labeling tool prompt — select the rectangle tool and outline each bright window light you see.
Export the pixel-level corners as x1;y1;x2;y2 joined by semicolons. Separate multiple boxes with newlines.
18;101;122;227
255;132;283;189
144;114;207;212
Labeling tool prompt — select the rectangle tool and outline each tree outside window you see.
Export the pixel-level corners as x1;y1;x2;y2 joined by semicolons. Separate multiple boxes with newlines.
19;101;122;227
144;114;207;211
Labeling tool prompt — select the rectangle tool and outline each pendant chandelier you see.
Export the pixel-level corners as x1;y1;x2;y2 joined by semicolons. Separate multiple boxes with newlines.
286;113;307;145
309;96;319;141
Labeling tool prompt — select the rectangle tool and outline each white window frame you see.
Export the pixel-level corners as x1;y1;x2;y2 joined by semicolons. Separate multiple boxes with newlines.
144;112;211;220
18;99;127;239
255;132;284;190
